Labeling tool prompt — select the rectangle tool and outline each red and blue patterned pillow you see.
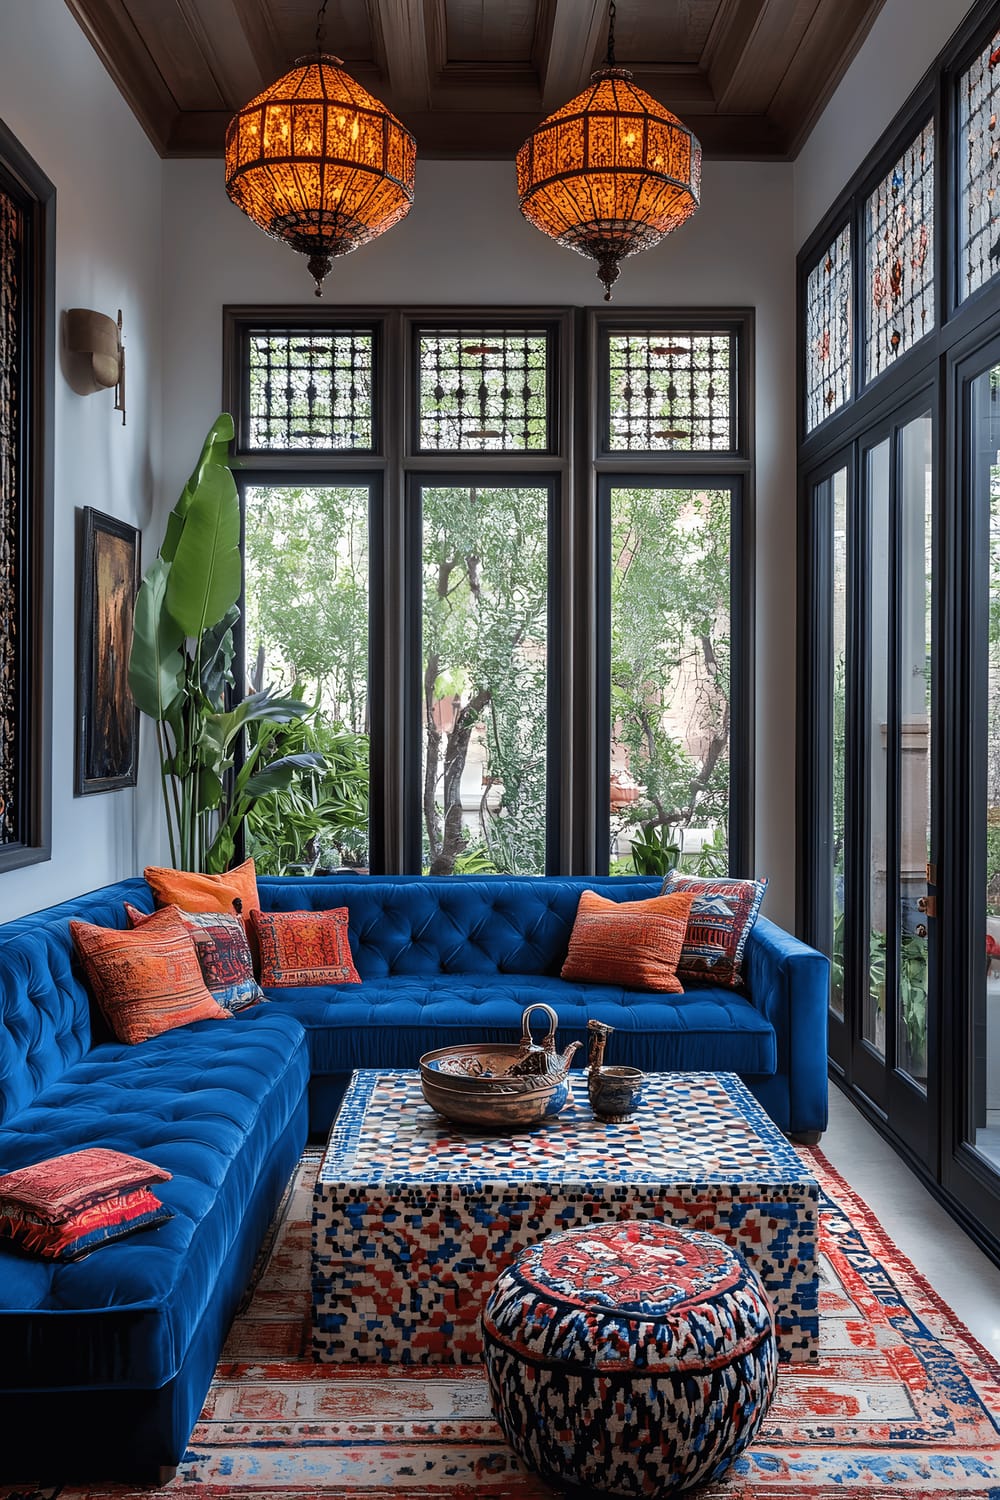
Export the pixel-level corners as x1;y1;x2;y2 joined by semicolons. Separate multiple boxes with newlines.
125;903;266;1012
659;871;768;988
0;1147;174;1261
250;907;361;987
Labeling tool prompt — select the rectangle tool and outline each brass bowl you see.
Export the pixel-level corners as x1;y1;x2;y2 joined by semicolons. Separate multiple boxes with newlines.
419;1043;574;1130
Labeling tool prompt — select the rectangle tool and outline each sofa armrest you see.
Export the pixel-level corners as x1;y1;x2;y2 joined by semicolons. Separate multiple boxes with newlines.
744;916;830;1138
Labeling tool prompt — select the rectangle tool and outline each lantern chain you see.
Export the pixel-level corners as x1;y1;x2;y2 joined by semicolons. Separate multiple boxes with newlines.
606;1;617;66
315;0;330;57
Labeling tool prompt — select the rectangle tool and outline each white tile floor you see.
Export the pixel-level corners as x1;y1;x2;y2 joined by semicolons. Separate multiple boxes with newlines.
820;1083;1000;1358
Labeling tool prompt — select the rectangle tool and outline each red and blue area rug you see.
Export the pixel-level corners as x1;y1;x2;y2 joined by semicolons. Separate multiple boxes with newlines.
9;1147;1000;1499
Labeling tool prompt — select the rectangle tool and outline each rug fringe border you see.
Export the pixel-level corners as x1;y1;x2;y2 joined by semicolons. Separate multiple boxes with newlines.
804;1143;1000;1382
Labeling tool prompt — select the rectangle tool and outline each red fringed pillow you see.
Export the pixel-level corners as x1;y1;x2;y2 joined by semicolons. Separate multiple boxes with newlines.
71;916;230;1044
124;903;266;1013
250;908;361;987
0;1148;174;1261
560;889;697;993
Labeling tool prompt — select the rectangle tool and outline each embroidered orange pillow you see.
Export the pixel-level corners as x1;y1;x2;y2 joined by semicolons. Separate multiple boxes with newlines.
143;858;260;919
560;889;697;993
250;908;361;987
71;916;230;1044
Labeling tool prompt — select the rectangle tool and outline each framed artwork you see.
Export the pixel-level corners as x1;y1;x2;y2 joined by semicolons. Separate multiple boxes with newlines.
75;507;140;795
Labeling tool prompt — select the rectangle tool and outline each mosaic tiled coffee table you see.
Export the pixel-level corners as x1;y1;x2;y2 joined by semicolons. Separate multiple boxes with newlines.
311;1068;819;1366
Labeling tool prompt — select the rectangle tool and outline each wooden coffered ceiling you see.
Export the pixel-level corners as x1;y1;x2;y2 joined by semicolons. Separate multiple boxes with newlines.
65;0;889;161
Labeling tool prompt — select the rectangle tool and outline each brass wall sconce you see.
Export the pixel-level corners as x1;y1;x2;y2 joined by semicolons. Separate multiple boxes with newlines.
65;308;126;425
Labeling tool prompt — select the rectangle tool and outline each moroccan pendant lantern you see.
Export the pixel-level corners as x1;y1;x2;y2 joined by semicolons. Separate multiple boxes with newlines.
516;2;701;301
224;6;415;297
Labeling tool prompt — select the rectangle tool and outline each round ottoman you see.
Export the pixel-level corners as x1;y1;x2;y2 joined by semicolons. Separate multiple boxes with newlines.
481;1220;778;1497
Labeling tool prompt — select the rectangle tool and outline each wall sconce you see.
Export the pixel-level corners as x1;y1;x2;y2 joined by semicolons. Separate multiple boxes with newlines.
65;308;126;425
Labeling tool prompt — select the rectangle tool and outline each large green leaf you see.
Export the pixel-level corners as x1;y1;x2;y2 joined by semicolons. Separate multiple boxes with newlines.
201;691;314;760
165;463;242;638
200;605;239;706
127;557;185;721
245;752;326;796
161;414;236;563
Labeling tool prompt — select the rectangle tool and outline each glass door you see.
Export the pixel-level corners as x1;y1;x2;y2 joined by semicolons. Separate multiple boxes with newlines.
808;404;934;1161
856;408;934;1153
944;349;1000;1242
804;460;851;1078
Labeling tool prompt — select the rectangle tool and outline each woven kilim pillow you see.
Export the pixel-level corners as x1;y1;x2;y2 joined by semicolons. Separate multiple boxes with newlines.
251;907;361;987
71;915;230;1044
125;902;266;1013
660;872;767;988
560;889;696;992
0;1147;174;1262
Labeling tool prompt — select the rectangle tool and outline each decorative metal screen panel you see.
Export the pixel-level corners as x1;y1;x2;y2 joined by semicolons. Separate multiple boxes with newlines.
416;328;550;451
246;328;374;450
864;121;935;383
959;30;1000;303
0;183;21;845
805;225;852;432
606;331;734;451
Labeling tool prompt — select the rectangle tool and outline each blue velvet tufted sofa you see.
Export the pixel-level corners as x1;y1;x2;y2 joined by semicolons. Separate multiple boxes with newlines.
0;872;828;1483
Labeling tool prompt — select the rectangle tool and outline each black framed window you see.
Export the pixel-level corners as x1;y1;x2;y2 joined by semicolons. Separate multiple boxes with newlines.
235;320;378;454
804;225;853;433
226;305;751;878
958;22;1000;306
413;326;554;454
0;122;53;874
863;118;936;385
596;475;748;877
797;0;1000;1259
600;327;739;454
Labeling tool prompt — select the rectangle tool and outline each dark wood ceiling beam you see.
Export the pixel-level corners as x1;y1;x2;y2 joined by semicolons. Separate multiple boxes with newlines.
65;0;178;155
228;0;286;83
367;0;434;114
768;0;889;155
539;0;607;110
707;0;820;115
174;0;273;109
165;106;787;160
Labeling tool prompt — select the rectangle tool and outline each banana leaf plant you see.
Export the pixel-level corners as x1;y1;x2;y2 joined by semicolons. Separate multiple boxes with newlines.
127;414;323;872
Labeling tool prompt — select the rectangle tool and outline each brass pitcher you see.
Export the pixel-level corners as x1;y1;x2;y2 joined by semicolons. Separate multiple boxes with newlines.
586;1019;646;1122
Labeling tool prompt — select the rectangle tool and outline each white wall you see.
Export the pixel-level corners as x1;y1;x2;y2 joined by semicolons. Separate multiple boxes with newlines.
795;0;980;248
163;156;798;925
0;0;163;920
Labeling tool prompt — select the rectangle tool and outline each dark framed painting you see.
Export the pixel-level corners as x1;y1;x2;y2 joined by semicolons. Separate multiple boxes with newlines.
75;507;140;795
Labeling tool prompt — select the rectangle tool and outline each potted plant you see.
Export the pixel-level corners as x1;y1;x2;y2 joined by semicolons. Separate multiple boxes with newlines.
127;414;323;873
628;821;681;877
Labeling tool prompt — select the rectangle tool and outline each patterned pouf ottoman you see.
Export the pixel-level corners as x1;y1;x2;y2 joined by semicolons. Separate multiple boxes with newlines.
481;1220;778;1497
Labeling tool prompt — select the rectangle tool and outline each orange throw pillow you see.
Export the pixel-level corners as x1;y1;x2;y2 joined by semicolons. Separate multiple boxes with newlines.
560;889;697;993
143;857;260;919
71;916;230;1044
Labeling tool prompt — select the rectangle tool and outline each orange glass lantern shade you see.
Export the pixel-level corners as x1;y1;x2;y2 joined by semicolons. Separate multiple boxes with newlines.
516;66;701;300
225;55;416;297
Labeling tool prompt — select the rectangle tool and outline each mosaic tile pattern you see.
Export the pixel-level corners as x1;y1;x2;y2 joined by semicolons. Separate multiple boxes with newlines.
311;1070;819;1366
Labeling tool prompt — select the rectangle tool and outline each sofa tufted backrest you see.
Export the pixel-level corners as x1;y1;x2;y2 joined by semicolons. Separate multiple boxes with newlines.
0;878;153;1125
257;875;663;979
